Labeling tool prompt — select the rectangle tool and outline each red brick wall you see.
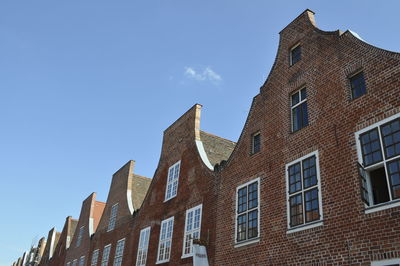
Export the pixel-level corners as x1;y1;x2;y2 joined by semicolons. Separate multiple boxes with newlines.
215;10;400;265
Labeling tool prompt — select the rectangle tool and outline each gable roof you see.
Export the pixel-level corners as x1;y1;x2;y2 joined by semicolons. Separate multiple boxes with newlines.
200;130;236;167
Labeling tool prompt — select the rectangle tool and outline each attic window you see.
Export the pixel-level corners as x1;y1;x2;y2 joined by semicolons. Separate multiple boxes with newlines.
290;44;301;66
349;71;367;99
251;132;261;154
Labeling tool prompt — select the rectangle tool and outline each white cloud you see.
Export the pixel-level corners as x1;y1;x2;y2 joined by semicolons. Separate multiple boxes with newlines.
184;67;222;83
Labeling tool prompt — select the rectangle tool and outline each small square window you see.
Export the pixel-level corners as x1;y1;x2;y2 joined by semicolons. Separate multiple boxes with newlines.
251;132;261;154
290;44;301;66
349;72;367;99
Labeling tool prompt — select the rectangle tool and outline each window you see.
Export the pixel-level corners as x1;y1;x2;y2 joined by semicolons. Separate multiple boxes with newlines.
79;256;85;266
165;161;180;201
356;115;400;209
291;87;308;132
107;203;118;232
66;262;71;266
251;132;261;154
235;178;259;244
350;71;367;99
182;204;202;257
286;151;322;230
157;216;174;263
76;226;84;247
91;249;99;266
72;259;77;266
290;44;301;66
113;238;125;266
136;227;151;266
101;244;111;266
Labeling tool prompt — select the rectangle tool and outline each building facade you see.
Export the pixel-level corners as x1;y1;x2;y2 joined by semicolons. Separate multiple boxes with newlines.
13;9;400;266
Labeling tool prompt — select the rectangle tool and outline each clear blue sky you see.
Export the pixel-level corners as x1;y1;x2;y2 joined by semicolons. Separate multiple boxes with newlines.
1;1;399;265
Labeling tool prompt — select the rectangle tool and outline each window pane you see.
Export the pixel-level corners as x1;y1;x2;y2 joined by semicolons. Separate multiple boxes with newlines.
303;156;317;188
304;188;320;222
237;187;247;213
387;159;400;199
291;92;300;106
289;163;301;194
247;210;258;239
381;118;400;159
300;88;307;100
291;45;301;65
360;129;383;166
289;194;303;226
237;214;247;241
350;72;367;99
301;102;309;128
252;133;261;153
248;182;258;209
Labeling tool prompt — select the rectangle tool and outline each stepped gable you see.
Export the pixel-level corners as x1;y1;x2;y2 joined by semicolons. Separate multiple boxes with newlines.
40;227;61;266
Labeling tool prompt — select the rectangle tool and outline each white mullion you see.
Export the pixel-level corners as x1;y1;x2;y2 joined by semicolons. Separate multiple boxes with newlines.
378;125;394;201
300;161;306;225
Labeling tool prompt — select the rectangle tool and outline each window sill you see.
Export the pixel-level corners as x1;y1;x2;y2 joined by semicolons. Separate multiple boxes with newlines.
163;195;176;203
181;254;193;259
287;220;323;234
234;237;260;248
155;260;169;264
365;199;400;214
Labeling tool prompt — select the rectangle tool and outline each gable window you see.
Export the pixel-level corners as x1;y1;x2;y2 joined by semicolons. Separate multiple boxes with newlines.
182;204;202;257
291;87;308;132
251;132;261;154
107;203;119;232
101;244;111;266
90;249;99;266
76;226;84;247
78;256;85;266
235;178;260;245
350;71;367;99
165;161;181;201
113;238;125;266
157;216;174;263
286;151;322;231
290;44;301;66
136;227;151;266
356;115;400;210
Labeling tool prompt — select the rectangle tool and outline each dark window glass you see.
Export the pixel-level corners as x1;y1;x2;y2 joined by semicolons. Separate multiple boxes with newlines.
303;156;317;188
350;72;367;99
252;133;261;154
291;89;308;132
290;45;301;65
247;210;258;239
381;118;400;159
360;129;383;166
304;188;319;222
288;163;302;194
289;194;303;226
248;182;258;209
387;159;400;200
237;187;247;213
237;214;247;241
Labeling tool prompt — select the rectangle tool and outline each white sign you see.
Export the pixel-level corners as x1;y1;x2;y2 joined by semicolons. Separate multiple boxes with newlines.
193;244;209;266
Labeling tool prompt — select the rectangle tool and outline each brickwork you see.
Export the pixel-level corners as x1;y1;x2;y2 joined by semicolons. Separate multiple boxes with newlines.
64;193;105;266
214;9;400;266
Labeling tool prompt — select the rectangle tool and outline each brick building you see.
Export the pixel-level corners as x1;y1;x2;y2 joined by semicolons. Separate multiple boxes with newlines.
214;9;400;266
16;9;400;266
40;228;61;266
64;193;105;266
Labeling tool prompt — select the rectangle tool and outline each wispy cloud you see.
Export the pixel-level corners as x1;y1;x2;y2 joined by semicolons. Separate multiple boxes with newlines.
184;67;222;83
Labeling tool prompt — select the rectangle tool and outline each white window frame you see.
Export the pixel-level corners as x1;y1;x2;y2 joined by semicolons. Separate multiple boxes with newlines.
289;43;301;66
156;216;174;264
78;256;85;266
136;226;151;266
113;238;125;266
72;259;77;266
101;244;111;266
90;249;99;266
371;258;400;266
355;112;400;213
182;204;203;258
66;262;71;266
285;151;323;233
164;161;181;201
234;178;260;247
76;226;84;248
107;203;119;232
